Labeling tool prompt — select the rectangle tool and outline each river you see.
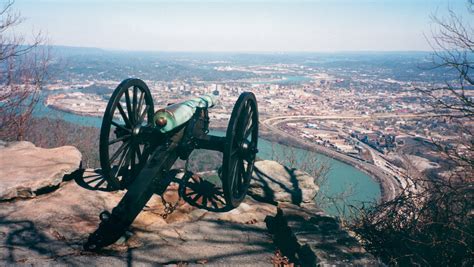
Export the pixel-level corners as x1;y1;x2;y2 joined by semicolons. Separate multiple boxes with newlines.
34;99;381;216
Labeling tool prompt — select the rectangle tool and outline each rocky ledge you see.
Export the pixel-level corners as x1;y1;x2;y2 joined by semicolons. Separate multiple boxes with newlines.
0;142;378;266
0;141;82;200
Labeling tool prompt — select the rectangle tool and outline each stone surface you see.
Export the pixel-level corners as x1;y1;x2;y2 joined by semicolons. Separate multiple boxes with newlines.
0;141;82;200
249;160;319;205
0;141;375;266
0;173;278;266
265;203;380;266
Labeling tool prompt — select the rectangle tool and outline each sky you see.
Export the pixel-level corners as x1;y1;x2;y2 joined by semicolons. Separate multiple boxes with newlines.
13;0;472;52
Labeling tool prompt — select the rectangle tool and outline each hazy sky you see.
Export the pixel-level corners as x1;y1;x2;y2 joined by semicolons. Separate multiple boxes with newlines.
14;0;471;52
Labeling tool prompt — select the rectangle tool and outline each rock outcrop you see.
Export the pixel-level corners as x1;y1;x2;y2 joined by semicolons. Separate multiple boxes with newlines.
0;142;377;266
265;203;380;266
0;142;82;200
0;181;277;266
249;160;318;205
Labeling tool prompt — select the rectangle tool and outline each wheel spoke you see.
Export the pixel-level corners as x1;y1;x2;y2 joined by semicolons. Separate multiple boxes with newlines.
132;86;138;122
237;159;245;189
111;120;131;133
243;104;253;130
244;152;256;164
136;144;143;162
244;116;254;140
85;176;103;185
124;88;134;124
244;127;252;140
116;103;132;127
115;145;131;178
202;195;208;207
94;178;107;189
138;105;148;124
212;194;226;205
231;159;240;193
210;200;218;209
229;162;236;192
187;181;200;191
108;135;131;145
116;146;129;171
137;91;145;119
186;190;198;197
243;161;252;183
192;193;201;202
109;141;129;164
237;103;251;140
245;108;254;130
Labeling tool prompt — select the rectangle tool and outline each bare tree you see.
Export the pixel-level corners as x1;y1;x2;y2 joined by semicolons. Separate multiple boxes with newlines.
0;0;50;141
419;1;474;168
350;2;473;266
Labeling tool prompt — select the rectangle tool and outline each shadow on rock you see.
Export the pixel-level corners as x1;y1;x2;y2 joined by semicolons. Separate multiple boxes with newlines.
249;163;304;206
0;215;82;265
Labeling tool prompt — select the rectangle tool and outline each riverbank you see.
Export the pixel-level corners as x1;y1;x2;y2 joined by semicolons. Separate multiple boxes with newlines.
210;121;394;202
36;101;383;212
45;102;104;119
258;123;400;202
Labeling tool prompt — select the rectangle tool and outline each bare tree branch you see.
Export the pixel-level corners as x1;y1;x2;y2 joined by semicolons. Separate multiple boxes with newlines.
0;0;51;141
352;2;473;266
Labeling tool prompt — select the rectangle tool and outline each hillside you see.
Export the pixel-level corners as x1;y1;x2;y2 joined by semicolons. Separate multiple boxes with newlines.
0;142;378;266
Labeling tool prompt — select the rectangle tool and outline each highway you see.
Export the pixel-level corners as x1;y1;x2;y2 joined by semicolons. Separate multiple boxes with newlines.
261;119;402;201
263;113;447;125
260;113;436;201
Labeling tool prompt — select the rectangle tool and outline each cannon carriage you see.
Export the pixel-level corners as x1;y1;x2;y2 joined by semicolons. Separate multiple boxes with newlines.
84;78;259;250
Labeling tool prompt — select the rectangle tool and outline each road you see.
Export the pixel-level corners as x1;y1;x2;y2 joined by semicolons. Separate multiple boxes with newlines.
263;113;447;125
260;119;401;201
262;113;433;199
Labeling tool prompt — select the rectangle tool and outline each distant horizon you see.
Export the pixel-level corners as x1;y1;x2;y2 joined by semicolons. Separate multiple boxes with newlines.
16;0;471;52
49;44;435;54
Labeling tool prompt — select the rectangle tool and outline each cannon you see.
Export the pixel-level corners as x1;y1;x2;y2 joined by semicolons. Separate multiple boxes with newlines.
83;78;259;250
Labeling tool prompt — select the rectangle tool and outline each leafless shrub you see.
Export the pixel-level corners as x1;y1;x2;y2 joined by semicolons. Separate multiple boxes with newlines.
0;0;51;141
350;175;472;266
351;2;474;265
25;117;100;168
270;143;331;190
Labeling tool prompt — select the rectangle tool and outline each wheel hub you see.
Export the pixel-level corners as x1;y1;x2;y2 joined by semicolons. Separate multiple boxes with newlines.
132;126;141;136
239;140;258;155
240;140;249;151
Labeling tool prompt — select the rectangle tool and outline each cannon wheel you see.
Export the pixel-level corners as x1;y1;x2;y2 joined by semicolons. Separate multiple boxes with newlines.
222;92;258;208
99;78;155;190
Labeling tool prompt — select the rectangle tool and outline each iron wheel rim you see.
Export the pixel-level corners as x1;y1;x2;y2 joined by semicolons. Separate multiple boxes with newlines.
99;78;155;190
222;92;259;208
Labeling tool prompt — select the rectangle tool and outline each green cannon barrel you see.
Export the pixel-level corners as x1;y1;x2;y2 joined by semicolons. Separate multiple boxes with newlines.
153;94;217;133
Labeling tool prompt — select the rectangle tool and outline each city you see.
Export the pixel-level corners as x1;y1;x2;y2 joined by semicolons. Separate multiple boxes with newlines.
43;51;469;201
1;0;472;265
